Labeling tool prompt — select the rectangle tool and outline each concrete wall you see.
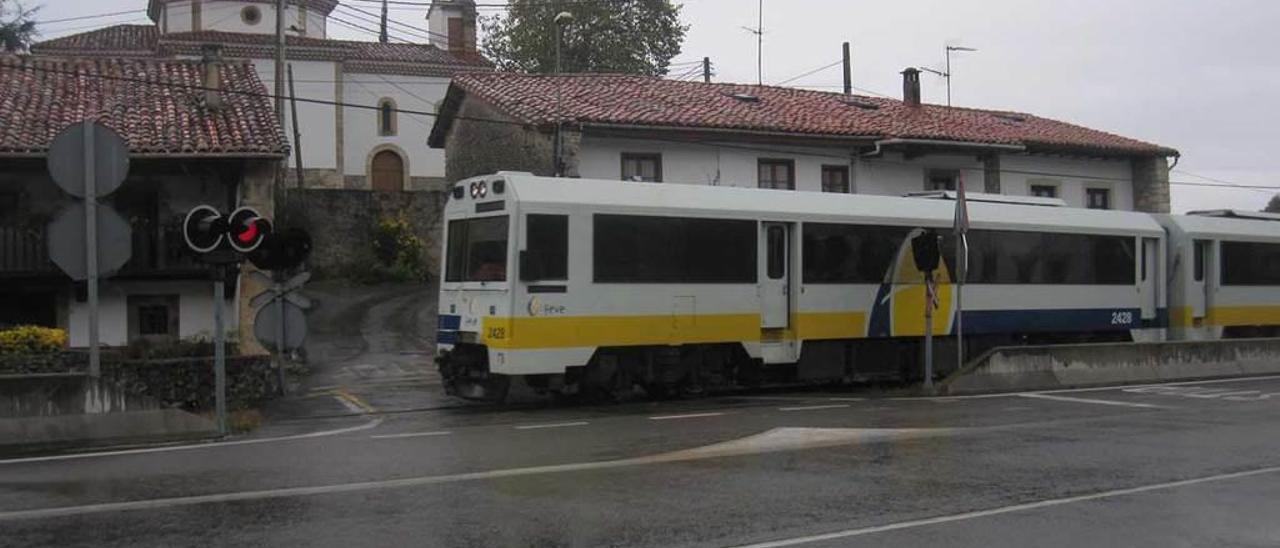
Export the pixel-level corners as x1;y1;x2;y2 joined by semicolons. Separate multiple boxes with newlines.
284;187;449;279
942;338;1280;395
253;59;340;178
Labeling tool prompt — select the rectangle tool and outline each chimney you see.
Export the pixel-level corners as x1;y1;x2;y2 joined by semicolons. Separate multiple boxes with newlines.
901;67;921;108
201;44;224;110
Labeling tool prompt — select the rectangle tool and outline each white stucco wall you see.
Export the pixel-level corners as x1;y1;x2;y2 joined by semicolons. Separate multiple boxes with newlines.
342;73;451;180
577;136;1137;209
67;281;236;347
253;59;339;171
160;1;326;37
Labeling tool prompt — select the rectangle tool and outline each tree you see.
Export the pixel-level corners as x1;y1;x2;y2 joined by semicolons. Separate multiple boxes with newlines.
1266;194;1280;213
0;0;38;53
481;0;688;76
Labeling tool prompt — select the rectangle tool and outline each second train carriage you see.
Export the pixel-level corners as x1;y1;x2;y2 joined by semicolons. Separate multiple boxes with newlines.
1158;210;1280;341
436;173;1168;400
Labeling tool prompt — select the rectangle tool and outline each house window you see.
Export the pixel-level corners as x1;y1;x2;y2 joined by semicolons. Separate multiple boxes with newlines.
127;295;179;342
821;165;849;193
758;159;795;190
926;169;959;191
378;98;397;136
1086;188;1111;210
621;153;662;182
1029;183;1059;198
241;5;262;26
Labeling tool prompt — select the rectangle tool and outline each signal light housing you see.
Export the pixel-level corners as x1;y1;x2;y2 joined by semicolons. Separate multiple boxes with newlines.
183;205;225;254
226;206;271;253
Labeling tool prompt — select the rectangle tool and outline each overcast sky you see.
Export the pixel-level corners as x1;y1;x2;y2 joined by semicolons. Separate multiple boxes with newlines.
33;0;1280;212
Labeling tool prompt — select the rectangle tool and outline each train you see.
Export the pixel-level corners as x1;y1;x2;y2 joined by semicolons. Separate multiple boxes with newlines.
435;172;1280;401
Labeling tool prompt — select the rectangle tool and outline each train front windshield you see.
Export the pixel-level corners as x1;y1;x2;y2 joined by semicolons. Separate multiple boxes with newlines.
445;216;509;282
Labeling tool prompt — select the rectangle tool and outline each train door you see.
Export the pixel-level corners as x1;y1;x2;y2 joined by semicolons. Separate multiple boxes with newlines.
1140;237;1159;320
760;222;790;329
1190;239;1210;318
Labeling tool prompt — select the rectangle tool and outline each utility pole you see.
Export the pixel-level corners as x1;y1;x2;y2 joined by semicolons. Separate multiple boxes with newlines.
274;0;287;215
288;64;304;190
703;56;711;84
841;42;852;96
741;0;763;85
379;0;389;44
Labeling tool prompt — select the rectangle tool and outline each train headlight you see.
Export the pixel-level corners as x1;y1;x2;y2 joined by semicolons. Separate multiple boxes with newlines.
469;181;488;199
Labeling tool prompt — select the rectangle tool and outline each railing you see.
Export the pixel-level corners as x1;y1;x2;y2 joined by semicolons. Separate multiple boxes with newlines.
0;225;57;275
1;220;205;278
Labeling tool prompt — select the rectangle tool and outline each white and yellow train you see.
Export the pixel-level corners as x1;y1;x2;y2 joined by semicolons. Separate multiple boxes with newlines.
436;173;1280;400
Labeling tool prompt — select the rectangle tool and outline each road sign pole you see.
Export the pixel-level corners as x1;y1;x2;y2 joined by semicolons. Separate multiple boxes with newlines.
274;278;287;395
213;266;228;435
923;273;935;393
82;120;101;379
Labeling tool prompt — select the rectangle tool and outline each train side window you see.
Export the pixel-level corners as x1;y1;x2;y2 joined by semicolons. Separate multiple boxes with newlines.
767;225;786;279
1193;240;1206;282
523;214;568;281
594;214;755;283
1220;240;1280;285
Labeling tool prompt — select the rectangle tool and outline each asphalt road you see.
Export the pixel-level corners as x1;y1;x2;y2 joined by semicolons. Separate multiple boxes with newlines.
4;375;1280;547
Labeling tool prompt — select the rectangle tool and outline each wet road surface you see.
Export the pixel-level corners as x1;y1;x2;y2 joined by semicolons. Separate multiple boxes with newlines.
4;375;1280;547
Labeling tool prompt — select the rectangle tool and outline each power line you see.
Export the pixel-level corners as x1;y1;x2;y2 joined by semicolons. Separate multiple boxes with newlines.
35;9;144;25
14;62;1273;195
775;59;842;86
335;3;447;41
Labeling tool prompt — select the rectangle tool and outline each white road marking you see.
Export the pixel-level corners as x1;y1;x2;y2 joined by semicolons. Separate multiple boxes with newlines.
0;416;385;466
826;397;864;402
0;427;951;522
778;404;851;412
370;431;453;440
513;421;589;430
648;412;728;421
1017;393;1165;409
728;463;1280;548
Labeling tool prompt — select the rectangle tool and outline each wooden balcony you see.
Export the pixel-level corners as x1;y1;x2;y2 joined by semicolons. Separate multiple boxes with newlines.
0;219;207;279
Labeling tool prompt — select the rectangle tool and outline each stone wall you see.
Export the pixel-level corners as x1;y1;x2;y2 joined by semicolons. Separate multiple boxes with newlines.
444;97;560;182
283;187;449;280
1131;156;1172;213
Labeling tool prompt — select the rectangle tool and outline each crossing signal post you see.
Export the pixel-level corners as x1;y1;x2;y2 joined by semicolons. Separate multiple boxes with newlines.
182;205;276;435
912;229;942;392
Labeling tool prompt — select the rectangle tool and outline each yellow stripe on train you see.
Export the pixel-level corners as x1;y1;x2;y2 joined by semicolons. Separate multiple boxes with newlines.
480;311;869;350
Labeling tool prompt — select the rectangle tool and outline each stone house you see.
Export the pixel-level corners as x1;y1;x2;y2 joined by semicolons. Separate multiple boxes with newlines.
428;69;1179;212
0;55;286;347
32;0;490;192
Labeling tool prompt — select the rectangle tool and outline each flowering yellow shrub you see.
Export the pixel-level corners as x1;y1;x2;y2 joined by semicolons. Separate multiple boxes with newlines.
0;325;69;355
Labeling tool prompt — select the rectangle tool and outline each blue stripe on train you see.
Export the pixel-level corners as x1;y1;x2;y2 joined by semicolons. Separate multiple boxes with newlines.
439;314;461;330
957;307;1162;335
436;330;458;344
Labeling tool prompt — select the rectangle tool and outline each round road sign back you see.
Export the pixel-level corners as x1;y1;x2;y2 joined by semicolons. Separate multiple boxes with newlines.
47;121;130;198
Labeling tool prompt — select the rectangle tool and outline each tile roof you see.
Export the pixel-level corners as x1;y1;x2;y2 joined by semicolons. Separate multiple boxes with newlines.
0;55;287;157
32;25;492;77
432;72;1177;157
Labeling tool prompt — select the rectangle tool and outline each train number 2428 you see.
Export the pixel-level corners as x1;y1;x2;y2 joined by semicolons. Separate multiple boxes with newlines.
1110;311;1134;325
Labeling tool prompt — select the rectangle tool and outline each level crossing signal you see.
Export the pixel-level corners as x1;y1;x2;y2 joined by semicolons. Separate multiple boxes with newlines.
182;205;308;270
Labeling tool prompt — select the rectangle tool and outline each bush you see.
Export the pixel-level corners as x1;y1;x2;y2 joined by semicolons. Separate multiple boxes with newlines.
0;325;68;355
122;335;239;360
349;214;428;282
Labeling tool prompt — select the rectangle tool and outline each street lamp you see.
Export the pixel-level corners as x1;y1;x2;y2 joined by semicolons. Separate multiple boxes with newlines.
553;11;574;176
944;45;977;107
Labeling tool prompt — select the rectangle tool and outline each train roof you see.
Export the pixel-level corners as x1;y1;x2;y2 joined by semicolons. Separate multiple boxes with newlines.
1160;212;1280;242
485;172;1165;237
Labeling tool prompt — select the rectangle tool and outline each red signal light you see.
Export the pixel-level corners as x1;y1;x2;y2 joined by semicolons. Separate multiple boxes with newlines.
227;207;271;253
